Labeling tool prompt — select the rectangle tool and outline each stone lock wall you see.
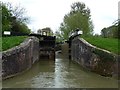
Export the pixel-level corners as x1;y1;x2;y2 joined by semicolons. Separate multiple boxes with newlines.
2;36;39;80
71;37;119;78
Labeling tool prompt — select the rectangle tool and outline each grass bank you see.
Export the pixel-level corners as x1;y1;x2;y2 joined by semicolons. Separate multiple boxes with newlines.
82;36;119;55
2;36;27;51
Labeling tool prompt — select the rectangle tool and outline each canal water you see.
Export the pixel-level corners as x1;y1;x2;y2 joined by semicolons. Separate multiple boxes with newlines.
3;51;118;88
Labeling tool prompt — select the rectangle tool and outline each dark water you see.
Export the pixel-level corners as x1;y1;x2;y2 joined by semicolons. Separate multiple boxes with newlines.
2;51;118;88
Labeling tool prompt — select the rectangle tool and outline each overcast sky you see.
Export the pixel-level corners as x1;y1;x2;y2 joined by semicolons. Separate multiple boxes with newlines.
2;0;119;34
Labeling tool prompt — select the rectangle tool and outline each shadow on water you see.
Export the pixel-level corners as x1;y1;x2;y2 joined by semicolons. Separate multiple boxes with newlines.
2;51;119;88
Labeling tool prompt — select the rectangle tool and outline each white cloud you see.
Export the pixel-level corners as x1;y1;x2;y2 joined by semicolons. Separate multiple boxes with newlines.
82;0;118;34
1;0;119;34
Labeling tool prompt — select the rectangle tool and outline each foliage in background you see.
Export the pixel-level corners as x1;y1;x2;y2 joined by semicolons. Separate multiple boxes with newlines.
56;2;94;41
119;20;120;38
2;3;12;31
2;36;27;51
101;19;119;38
1;2;30;34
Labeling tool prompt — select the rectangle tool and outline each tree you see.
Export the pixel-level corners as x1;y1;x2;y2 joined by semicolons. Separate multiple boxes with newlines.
101;25;118;38
2;2;12;31
55;30;63;42
69;2;93;35
118;19;120;38
1;2;30;34
58;2;94;41
11;19;30;34
101;28;107;38
5;2;29;23
70;2;91;18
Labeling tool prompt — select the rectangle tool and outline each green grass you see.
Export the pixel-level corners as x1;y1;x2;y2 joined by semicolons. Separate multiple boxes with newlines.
82;36;119;55
1;36;27;51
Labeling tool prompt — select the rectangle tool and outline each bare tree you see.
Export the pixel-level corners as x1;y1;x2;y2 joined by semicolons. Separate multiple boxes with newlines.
5;2;29;24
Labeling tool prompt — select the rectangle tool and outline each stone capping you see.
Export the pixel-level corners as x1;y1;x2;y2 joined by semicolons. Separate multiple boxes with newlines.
2;36;39;80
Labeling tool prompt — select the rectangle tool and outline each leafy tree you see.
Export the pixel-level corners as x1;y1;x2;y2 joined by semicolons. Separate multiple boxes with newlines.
5;2;29;24
118;20;120;38
55;30;63;42
57;2;94;41
101;28;107;38
101;24;118;38
69;2;94;35
70;2;91;18
1;2;30;34
19;23;31;34
2;3;12;31
11;19;30;34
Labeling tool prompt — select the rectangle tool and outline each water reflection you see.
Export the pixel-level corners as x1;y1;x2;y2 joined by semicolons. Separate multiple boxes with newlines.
2;51;118;88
